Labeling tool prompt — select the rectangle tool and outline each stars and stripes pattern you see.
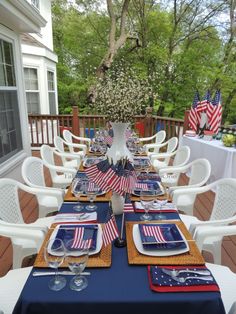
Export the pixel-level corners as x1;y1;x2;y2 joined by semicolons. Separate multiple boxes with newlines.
142;225;166;243
135;183;148;190
102;209;119;246
123;195;134;213
208;90;222;134
188;91;200;131
85;158;137;196
196;90;211;123
71;227;93;249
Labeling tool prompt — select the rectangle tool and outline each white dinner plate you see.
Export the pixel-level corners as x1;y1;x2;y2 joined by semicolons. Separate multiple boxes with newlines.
132;224;189;257
48;224;102;256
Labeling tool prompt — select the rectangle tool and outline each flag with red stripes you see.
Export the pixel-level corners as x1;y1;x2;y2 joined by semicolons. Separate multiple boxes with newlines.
196;90;211;124
123;195;134;213
142;225;166;243
188;91;200;131
208;90;222;134
71;227;93;249
102;209;119;246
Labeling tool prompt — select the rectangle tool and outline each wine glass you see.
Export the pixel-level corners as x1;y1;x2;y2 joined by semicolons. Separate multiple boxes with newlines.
72;178;87;211
140;190;156;221
44;238;66;291
65;240;89;291
85;182;100;211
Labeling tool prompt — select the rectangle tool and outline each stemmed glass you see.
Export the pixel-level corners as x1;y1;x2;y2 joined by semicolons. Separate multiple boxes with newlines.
44;238;66;291
65;240;89;291
140;190;156;221
72;178;87;211
85;182;100;211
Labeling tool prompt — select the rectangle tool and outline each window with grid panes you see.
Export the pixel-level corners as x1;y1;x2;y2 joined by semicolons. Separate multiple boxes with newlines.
0;38;22;164
31;0;39;10
47;70;56;114
24;67;40;114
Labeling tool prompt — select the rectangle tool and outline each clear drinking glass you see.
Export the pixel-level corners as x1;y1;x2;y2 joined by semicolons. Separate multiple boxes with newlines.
85;182;99;211
72;179;87;211
44;238;66;291
140;190;156;221
65;240;89;291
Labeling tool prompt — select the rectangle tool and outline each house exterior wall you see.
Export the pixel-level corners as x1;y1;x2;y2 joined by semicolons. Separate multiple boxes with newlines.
0;24;31;181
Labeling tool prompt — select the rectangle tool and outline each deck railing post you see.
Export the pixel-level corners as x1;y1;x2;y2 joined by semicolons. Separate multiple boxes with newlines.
72;106;79;136
183;109;189;134
144;107;153;136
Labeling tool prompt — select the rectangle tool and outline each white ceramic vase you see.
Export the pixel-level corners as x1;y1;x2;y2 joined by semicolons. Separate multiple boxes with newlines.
106;122;133;164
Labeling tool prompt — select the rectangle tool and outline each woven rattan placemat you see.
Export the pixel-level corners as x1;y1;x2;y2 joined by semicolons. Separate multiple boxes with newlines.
64;186;112;202
126;221;205;266
34;224;112;268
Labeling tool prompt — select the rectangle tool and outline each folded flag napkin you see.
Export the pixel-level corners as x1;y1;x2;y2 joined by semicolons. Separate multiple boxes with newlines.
54;224;98;251
148;265;220;292
75;171;88;180
135;183;149;190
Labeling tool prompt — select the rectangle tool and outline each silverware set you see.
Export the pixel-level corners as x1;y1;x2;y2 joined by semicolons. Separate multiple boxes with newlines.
161;268;213;282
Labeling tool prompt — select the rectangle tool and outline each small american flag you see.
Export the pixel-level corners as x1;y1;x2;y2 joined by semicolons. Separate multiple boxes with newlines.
142;225;166;243
71;227;93;249
102;209;119;246
135;183;148;190
123;195;134;213
188;91;200;132
208;90;222;134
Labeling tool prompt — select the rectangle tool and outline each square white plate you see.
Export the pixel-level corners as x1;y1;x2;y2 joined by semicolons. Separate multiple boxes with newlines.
132;224;189;257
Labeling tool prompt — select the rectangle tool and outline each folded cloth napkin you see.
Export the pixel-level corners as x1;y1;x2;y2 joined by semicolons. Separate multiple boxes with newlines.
75;171;88;180
148;265;220;292
54;224;98;251
134;201;177;212
133;181;163;195
53;212;97;223
138;224;187;250
135;183;149;190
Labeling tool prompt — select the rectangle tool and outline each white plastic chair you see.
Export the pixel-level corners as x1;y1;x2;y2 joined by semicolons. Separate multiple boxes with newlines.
0;266;32;314
206;263;236;314
144;136;178;158
63;129;91;154
40;144;77;189
178;178;236;264
139;130;166;150
0;178;54;268
151;145;190;173
162;158;211;196
54;135;83;169
22;156;64;218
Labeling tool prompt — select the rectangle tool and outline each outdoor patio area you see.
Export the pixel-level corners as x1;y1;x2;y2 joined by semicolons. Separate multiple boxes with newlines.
0;150;235;277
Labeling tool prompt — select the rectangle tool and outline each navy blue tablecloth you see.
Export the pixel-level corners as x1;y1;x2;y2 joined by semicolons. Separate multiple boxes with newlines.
13;203;225;314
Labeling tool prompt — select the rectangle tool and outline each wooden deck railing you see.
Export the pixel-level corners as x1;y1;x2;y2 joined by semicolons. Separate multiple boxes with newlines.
28;107;236;148
28;107;185;147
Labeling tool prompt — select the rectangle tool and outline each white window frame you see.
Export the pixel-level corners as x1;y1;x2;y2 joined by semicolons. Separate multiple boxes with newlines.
24;67;40;114
47;69;56;115
0;25;30;175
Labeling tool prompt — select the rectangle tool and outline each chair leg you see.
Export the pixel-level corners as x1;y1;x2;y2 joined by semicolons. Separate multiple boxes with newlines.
12;244;24;269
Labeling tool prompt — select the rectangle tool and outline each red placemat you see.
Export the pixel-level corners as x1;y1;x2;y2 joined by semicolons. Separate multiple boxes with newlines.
147;265;220;293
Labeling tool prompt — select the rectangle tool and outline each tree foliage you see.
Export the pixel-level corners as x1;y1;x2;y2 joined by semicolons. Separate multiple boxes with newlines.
52;0;236;124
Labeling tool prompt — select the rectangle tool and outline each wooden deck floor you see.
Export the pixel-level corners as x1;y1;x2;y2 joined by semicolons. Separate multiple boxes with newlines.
0;151;236;277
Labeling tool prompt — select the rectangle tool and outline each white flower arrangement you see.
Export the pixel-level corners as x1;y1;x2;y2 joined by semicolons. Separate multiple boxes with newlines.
95;65;153;123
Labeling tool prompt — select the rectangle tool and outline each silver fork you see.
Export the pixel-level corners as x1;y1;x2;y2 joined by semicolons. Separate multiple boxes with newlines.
171;276;214;283
161;268;211;277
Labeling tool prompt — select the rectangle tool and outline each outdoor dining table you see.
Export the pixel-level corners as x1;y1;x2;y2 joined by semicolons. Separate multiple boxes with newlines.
13;202;225;314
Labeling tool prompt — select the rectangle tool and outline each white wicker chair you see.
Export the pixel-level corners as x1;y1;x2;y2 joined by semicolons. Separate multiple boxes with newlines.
0;178;54;268
22;156;64;217
0;266;32;314
179;178;236;264
40;144;77;189
54;135;82;169
144;137;178;159
63;129;90;154
151;145;190;173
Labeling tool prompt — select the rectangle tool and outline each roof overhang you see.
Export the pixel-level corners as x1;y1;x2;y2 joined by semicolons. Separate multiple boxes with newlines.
0;0;47;33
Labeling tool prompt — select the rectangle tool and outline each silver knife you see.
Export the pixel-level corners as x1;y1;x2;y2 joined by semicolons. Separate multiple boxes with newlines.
32;271;90;277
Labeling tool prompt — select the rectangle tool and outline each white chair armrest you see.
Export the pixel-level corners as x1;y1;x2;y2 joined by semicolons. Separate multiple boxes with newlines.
42;162;77;176
0;220;48;234
64;142;87;150
53;149;82;161
0;222;45;241
144;142;166;150
189;215;236;236
194;225;236;251
150;151;176;161
139;134;156;142
71;134;91;144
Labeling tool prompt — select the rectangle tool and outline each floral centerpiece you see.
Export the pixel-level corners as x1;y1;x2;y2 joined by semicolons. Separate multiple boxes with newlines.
95;64;153;123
